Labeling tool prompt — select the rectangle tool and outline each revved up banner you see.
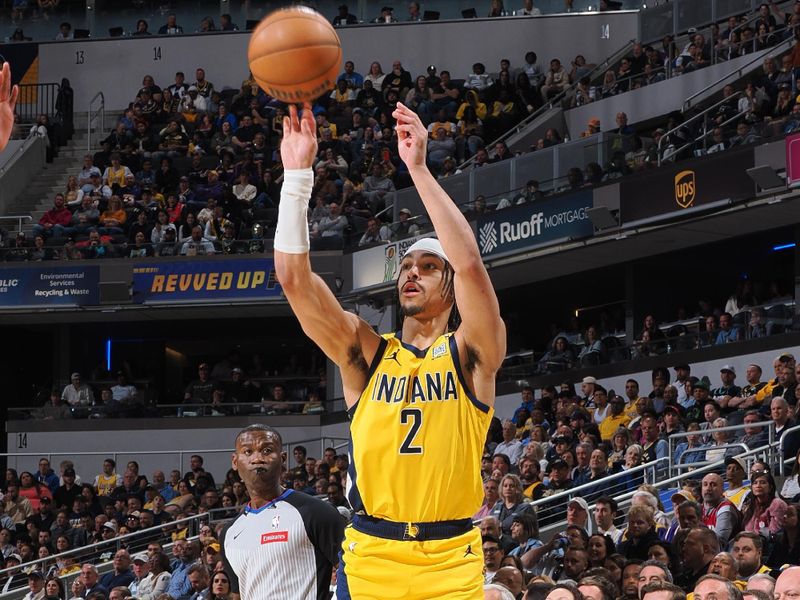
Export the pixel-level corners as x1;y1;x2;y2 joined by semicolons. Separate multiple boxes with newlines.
132;258;282;304
619;146;755;225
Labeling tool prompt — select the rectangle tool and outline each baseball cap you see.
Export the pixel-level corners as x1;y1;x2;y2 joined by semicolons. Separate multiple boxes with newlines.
670;489;696;505
103;522;118;533
568;497;589;513
70;372;81;379
206;542;221;553
693;380;710;391
132;553;148;564
128;510;141;519
548;458;569;471
188;85;199;92
720;365;736;375
582;376;597;385
6;554;21;563
402;237;449;264
63;468;76;477
27;571;44;579
725;456;746;472
399;208;412;216
663;405;681;416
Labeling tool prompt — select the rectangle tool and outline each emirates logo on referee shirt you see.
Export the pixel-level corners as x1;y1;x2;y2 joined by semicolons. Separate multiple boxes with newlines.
260;531;289;544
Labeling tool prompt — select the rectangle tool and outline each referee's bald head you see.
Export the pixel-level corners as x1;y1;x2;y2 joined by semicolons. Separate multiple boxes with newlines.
235;424;283;448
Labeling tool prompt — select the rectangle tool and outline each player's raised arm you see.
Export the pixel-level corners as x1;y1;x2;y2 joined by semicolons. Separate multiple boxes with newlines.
0;62;19;153
273;104;379;371
393;102;506;373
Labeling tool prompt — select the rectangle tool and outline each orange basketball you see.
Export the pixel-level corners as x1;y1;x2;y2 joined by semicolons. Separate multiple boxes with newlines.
248;7;342;103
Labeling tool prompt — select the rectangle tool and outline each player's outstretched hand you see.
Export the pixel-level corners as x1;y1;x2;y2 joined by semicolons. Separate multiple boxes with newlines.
281;102;317;170
393;102;427;170
0;62;19;153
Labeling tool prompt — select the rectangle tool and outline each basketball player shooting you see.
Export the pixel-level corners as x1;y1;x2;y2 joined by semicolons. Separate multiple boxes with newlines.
274;102;505;599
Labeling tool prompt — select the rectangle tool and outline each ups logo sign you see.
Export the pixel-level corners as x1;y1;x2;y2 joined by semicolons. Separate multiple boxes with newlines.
674;170;696;208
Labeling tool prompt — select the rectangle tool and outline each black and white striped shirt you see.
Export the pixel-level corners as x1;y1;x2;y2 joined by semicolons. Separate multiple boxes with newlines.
220;489;343;600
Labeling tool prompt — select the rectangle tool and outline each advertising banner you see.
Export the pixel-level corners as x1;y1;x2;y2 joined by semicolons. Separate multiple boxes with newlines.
351;233;437;292
786;132;800;188
476;191;594;259
620;147;755;224
0;266;99;307
132;259;282;304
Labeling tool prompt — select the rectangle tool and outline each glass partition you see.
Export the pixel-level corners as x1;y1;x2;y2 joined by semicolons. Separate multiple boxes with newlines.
1;0;647;43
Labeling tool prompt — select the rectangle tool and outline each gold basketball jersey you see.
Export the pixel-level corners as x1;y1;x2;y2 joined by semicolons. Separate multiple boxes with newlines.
347;332;493;522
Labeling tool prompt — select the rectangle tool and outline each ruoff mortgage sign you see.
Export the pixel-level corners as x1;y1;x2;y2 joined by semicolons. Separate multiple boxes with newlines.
476;191;594;258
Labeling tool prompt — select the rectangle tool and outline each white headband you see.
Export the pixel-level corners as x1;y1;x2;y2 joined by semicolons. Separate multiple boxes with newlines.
402;237;449;263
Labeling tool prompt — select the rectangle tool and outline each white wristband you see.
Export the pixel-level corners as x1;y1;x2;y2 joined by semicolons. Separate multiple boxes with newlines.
274;168;313;254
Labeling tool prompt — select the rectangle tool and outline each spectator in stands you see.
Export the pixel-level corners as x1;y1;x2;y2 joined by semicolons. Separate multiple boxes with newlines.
640;415;667;463
617;505;660;560
35;459;59;495
80;564;108;598
538;337;576;373
333;4;358;26
702;473;739;548
495;421;523;465
100;550;134;589
709;365;742;414
180;225;215;256
674;528;719;591
714;313;739;344
541;59;569;101
483;535;506;584
61;373;94;407
158;14;183;35
32;194;71;239
742;470;786;534
491;475;535;534
694;574;742;600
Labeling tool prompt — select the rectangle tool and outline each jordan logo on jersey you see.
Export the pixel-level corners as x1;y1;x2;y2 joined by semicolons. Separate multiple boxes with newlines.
384;350;401;365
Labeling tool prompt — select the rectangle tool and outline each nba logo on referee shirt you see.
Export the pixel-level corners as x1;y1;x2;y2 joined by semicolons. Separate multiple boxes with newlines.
271;515;280;529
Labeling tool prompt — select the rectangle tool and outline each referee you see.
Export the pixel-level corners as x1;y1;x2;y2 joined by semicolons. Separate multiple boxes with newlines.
220;425;344;600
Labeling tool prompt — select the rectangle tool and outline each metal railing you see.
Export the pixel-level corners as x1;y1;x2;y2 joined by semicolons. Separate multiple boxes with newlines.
667;422;777;478
675;442;751;470
683;26;799;112
1;434;347;474
14;83;61;126
457;38;637;170
527;457;668;530
659;90;744;165
0;214;31;233
87;91;105;153
530;441;775;540
779;422;800;475
0;135;47;217
0;506;235;588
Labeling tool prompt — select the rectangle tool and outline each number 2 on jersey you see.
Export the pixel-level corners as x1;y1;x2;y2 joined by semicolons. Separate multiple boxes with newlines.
399;408;423;454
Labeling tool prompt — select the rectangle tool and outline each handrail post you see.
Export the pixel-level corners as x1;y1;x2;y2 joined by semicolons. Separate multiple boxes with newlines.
667;436;672;479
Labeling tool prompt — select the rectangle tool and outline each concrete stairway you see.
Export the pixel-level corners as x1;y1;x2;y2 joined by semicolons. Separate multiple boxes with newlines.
6;131;92;235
